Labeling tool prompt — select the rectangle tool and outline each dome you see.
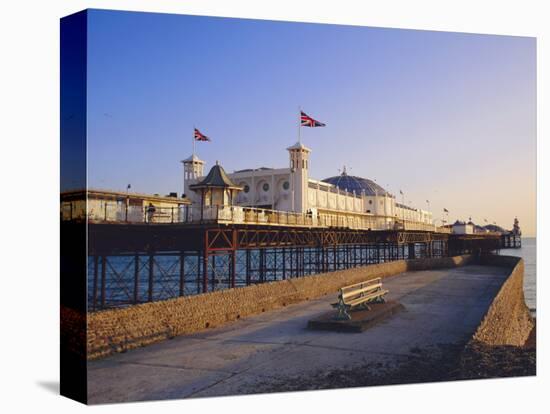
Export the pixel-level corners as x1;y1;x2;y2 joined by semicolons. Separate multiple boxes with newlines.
322;171;390;196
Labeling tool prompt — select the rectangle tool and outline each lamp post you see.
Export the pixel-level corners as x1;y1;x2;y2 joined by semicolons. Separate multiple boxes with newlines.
125;184;131;222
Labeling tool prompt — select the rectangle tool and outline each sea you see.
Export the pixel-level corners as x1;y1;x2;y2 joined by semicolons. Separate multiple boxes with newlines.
501;237;536;317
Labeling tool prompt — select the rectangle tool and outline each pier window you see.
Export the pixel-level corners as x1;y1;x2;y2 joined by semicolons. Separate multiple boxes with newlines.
262;183;270;192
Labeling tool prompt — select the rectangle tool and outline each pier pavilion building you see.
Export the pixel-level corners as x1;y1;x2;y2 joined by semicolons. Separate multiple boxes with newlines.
60;189;190;223
182;142;434;231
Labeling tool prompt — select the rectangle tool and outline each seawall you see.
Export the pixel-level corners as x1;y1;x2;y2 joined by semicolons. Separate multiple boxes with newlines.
457;255;535;377
471;255;533;346
84;255;475;359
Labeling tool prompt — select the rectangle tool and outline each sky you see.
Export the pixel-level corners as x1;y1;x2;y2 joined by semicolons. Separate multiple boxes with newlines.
86;9;536;236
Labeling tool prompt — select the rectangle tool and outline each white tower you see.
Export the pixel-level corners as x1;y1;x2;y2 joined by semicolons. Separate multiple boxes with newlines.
181;154;205;197
287;142;311;213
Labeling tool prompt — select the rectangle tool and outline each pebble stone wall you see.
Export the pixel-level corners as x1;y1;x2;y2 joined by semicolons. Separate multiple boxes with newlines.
470;255;534;347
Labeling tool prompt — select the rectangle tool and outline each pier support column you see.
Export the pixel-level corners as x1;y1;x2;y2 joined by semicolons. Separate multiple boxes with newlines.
230;229;237;288
196;252;202;294
408;243;416;260
259;249;265;282
212;255;217;290
92;255;99;311
100;255;106;308
282;248;286;280
202;231;209;293
245;249;251;285
148;254;154;302
134;254;140;304
179;252;185;296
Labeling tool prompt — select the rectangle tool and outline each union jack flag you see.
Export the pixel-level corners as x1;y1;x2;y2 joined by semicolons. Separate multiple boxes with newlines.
194;128;210;141
300;111;326;127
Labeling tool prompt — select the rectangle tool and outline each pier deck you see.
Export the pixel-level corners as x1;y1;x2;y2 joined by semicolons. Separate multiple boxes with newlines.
87;264;509;403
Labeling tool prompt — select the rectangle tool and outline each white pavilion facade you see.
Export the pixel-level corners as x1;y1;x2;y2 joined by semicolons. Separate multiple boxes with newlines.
182;142;434;231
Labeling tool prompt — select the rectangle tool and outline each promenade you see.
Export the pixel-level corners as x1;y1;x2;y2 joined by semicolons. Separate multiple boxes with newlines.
88;265;509;403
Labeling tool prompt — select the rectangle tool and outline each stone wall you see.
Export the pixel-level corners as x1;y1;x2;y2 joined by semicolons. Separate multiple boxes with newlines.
470;255;534;346
85;256;473;359
458;255;535;377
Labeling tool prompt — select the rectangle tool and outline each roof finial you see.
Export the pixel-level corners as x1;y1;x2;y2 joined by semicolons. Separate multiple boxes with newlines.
216;160;219;166
342;165;347;175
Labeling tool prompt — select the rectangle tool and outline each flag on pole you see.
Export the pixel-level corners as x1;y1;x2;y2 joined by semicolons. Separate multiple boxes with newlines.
194;128;210;141
300;111;326;127
399;190;404;195
443;208;449;213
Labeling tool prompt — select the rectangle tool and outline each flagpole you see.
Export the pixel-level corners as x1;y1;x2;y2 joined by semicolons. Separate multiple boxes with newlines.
298;106;301;144
193;126;196;156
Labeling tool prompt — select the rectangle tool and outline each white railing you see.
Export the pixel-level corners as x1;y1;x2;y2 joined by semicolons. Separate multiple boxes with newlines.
61;201;190;224
200;205;315;227
62;200;443;232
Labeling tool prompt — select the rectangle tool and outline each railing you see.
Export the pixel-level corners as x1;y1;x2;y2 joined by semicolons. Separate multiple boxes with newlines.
61;201;190;224
201;205;315;227
61;200;442;232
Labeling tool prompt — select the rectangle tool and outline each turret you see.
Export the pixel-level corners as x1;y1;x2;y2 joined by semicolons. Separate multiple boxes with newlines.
181;154;205;197
287;142;311;213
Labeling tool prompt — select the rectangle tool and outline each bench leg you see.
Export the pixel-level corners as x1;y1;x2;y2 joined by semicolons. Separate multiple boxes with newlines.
334;298;352;321
358;302;372;311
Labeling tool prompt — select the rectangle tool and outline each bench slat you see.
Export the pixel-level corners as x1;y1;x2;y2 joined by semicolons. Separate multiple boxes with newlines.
341;284;382;300
347;289;388;307
341;278;381;293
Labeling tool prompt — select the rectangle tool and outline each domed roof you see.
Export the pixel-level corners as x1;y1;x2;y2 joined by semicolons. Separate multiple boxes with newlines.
322;171;389;196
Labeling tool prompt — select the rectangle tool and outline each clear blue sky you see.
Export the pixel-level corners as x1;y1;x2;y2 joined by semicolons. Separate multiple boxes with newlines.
86;9;536;235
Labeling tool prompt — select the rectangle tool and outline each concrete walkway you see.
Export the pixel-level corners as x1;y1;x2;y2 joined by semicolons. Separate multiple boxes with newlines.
88;265;509;404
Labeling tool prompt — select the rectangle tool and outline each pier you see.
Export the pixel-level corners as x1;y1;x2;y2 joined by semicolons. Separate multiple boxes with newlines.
63;218;515;311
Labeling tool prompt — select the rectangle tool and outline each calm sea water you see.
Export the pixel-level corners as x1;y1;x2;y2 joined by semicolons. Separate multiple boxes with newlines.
501;237;536;316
